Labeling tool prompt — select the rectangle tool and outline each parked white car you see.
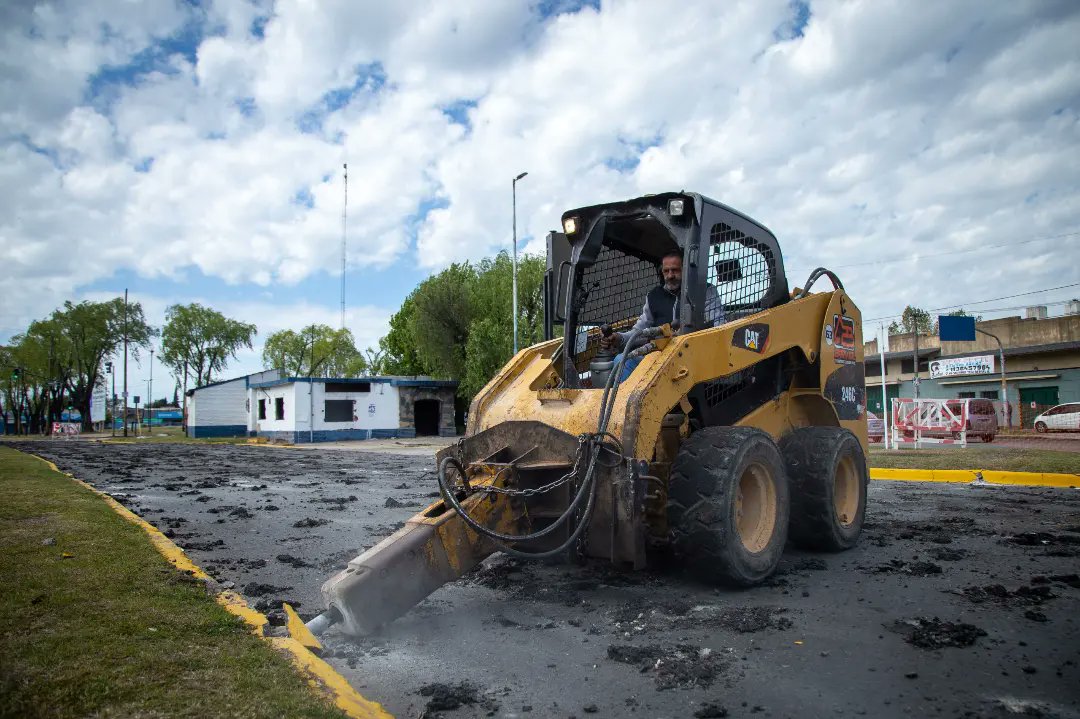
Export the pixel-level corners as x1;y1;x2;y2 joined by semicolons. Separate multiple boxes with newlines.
1033;403;1080;433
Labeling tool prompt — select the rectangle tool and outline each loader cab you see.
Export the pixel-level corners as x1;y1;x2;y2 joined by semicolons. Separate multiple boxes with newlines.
547;192;789;388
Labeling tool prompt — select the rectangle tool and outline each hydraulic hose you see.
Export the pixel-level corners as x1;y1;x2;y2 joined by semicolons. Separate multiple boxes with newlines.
438;329;643;559
794;267;844;298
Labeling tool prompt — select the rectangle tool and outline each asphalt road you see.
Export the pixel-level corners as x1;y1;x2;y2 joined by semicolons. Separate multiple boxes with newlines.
14;441;1080;719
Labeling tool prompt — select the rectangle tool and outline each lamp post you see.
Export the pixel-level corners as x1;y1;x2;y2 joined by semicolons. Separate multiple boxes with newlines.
512;171;528;354
148;347;154;430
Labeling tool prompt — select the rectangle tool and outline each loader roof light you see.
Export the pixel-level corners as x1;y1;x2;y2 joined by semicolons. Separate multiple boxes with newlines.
562;216;579;235
668;198;685;216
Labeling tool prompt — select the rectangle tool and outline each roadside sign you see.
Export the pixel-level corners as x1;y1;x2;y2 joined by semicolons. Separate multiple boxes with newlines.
938;315;976;341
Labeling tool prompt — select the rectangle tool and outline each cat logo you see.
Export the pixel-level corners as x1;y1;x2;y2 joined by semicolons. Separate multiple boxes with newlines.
731;323;770;354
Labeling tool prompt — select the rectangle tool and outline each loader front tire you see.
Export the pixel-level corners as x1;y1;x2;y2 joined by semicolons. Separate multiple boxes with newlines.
779;427;868;552
667;427;790;587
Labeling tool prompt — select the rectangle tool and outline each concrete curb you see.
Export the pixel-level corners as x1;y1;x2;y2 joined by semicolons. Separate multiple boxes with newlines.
27;453;393;719
870;467;1079;488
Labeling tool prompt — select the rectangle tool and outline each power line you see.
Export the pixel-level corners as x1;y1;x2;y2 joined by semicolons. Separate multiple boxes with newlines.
864;282;1080;322
788;230;1079;274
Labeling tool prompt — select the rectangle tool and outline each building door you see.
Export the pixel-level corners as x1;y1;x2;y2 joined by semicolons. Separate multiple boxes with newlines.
414;399;440;436
1019;386;1059;428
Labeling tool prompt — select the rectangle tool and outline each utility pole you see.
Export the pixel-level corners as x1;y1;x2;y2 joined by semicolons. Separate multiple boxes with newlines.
148;347;154;431
512;171;528;354
977;328;1009;428
182;360;188;434
123;289;129;437
341;163;348;331
912;328;920;402
880;323;889;450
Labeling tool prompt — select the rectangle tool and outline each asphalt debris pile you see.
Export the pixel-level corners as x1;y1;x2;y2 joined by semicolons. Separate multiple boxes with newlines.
889;617;987;649
868;559;944;577
242;582;293;597
276;554;314;568
293;517;330;528
1004;532;1080;557
952;583;1056;606
606;643;729;690
416;681;497;717
613;601;792;635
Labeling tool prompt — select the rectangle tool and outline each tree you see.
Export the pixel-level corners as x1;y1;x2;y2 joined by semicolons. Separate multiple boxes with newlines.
262;325;363;377
160;304;257;388
411;263;477;378
460;252;546;397
58;298;155;431
933;308;983;335
888;305;933;336
376;251;547;399
379;296;430;376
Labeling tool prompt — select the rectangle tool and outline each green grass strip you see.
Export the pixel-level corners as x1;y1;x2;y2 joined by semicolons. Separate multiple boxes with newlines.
868;445;1079;474
0;445;348;719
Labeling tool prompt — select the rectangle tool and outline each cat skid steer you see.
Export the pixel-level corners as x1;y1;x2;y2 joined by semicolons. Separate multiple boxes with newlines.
306;192;869;637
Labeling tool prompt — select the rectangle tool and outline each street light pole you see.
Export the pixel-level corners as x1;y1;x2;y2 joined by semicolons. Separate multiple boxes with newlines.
512;171;528;355
148;347;154;431
123;288;129;437
977;328;1009;428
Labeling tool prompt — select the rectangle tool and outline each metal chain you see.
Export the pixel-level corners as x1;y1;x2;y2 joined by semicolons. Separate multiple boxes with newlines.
442;435;595;498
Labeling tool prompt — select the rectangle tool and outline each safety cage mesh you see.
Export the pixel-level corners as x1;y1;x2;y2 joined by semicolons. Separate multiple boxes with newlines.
572;245;658;372
699;222;776;406
707;222;776;317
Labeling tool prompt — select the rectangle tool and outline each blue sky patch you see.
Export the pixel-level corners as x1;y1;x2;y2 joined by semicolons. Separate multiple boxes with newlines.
296;63;388;135
441;99;478;131
85;16;204;109
536;0;601;19
774;0;811;41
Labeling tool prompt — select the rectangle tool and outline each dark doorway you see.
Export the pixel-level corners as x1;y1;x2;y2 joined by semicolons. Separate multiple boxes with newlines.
414;399;440;436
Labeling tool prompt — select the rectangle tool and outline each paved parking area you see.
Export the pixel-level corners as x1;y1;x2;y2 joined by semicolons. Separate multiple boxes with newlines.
15;440;1080;719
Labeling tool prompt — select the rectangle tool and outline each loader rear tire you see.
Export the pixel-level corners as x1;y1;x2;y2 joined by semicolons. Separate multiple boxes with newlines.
667;427;789;587
779;427;868;552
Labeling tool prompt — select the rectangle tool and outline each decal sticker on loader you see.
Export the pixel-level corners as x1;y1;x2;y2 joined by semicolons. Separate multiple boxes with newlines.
732;323;770;353
831;314;856;364
824;363;866;420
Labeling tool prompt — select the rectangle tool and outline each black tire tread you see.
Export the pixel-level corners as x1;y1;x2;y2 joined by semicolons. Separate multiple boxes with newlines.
779;427;868;552
667;427;789;587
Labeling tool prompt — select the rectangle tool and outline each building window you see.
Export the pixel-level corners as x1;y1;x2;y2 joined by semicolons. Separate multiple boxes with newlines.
900;358;931;374
258;399;266;420
275;397;285;420
957;392;976;399
324;399;354;422
865;364;882;377
980;390;999;400
325;382;370;393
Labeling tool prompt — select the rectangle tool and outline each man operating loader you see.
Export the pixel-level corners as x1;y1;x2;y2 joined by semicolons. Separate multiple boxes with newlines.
600;250;724;382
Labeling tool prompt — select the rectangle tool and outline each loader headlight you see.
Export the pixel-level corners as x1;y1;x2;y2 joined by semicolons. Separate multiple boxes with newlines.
668;199;685;216
562;216;579;235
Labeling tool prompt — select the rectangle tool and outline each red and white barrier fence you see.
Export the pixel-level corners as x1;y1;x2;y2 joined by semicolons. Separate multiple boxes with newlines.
891;398;969;448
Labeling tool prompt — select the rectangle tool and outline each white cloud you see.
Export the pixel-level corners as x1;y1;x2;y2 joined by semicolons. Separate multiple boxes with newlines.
1;0;1078;351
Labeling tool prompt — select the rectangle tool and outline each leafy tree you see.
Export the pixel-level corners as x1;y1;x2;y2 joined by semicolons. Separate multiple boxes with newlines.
1;298;154;432
411;263;477;379
888;305;933;336
376;251;546;399
262;325;364;377
933;308;983;335
379;296;430;376
160;304;257;388
460;253;546;397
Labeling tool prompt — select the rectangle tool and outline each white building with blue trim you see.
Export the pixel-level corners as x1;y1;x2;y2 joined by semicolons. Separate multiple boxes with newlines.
186;371;458;442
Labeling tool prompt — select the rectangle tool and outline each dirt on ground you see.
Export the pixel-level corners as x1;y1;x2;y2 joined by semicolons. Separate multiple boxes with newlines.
13;439;1080;719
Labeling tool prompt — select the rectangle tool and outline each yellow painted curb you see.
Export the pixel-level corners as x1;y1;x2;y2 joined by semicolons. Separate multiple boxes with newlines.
870;467;1078;488
28;453;392;719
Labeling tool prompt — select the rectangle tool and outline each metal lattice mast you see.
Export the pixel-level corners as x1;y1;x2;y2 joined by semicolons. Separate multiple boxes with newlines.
341;163;348;330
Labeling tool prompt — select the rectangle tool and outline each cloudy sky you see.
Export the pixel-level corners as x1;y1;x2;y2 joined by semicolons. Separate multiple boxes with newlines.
2;0;1078;398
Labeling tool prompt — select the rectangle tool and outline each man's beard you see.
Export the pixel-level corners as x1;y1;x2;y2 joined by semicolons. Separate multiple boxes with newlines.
664;279;680;293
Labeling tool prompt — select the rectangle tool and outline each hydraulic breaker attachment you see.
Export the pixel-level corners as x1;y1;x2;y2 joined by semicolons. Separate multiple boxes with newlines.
314;481;526;636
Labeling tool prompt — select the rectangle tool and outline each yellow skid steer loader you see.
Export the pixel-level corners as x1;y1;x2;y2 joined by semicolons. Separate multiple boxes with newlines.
307;192;868;637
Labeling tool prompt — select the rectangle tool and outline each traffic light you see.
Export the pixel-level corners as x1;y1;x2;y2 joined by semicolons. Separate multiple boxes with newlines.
11;367;21;381
105;361;113;373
